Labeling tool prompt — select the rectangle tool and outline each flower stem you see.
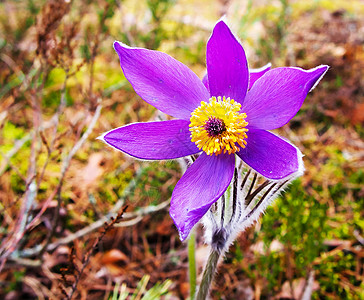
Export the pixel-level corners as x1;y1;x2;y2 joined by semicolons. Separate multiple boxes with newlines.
188;230;197;300
196;249;221;300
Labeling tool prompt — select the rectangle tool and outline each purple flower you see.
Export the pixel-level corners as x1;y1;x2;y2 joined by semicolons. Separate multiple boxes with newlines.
100;20;328;241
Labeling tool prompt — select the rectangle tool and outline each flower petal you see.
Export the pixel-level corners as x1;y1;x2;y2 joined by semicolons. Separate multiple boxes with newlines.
114;41;209;120
202;63;271;93
100;120;200;160
237;129;303;180
206;20;249;104
170;152;235;240
248;63;271;90
243;65;329;130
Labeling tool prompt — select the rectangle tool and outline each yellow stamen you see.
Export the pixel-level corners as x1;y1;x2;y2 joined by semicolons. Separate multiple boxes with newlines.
189;96;248;156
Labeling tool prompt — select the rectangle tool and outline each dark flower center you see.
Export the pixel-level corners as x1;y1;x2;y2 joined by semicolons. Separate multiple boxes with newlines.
204;116;226;137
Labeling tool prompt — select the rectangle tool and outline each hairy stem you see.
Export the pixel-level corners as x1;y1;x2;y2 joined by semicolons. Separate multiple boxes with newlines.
188;230;197;300
196;249;221;300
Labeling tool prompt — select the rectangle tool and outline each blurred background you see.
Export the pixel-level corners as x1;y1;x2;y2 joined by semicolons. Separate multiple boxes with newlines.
0;0;363;299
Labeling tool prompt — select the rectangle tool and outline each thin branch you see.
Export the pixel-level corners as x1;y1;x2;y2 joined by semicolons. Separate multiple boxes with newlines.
67;207;127;299
5;257;42;268
13;197;170;258
37;72;69;190
61;103;102;178
0;65;46;271
39;103;102;257
0;103;68;177
0;134;32;176
300;270;315;300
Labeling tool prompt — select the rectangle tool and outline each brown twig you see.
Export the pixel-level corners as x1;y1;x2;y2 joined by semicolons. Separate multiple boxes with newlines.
39;103;102;257
65;207;127;299
16;197;171;258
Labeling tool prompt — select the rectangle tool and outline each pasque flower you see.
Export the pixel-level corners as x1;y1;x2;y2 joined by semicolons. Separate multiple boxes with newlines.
100;20;328;241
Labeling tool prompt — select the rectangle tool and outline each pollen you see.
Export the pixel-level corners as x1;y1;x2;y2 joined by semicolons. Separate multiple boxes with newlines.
189;96;248;156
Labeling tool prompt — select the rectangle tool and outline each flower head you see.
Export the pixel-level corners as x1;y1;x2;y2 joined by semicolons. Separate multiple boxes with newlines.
100;20;328;241
190;96;248;155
